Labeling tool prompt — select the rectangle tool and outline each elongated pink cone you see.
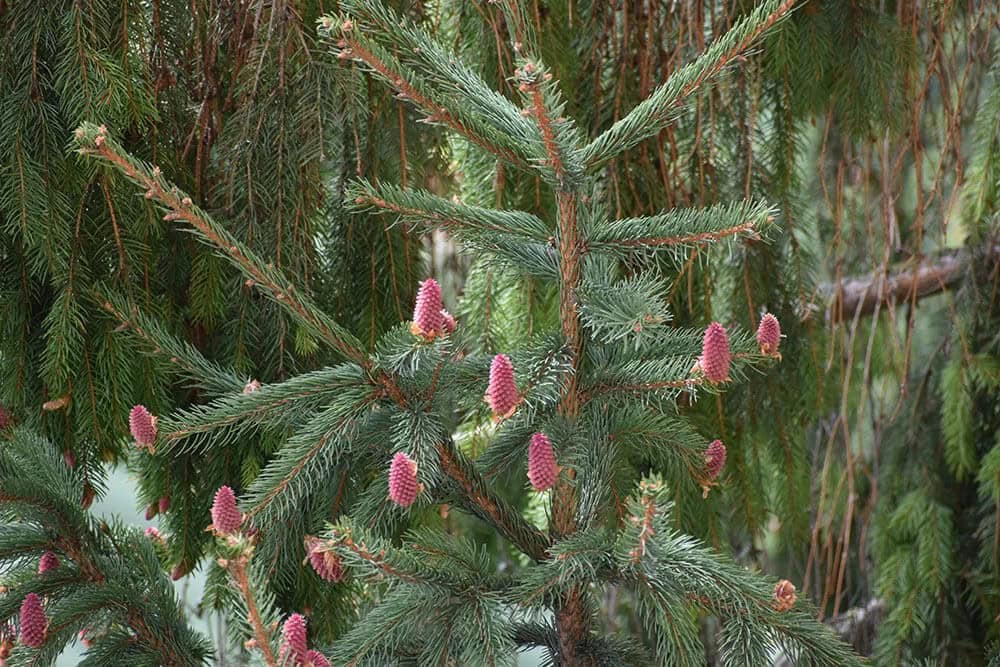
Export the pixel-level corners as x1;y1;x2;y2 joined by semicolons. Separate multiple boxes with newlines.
0;405;11;429
704;440;726;481
159;495;171;514
129;405;157;448
63;450;76;468
756;313;781;356
281;613;308;662
411;278;444;339
37;551;60;574
306;649;332;667
441;309;456;333
528;433;558;491
144;526;165;545
698;323;731;383
145;503;158;520
774;579;797;612
388;452;420;508
19;593;47;648
171;562;191;580
306;537;344;582
210;486;242;534
485;354;518;418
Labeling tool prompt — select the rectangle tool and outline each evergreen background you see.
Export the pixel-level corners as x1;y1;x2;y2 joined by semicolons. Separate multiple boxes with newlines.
1;0;998;664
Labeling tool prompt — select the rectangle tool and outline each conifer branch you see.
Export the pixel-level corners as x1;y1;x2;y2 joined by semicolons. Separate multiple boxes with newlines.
223;554;279;667
73;124;369;366
436;438;550;562
588;200;774;253
0;429;211;665
96;290;246;396
582;0;798;168
347;180;550;242
323;20;530;169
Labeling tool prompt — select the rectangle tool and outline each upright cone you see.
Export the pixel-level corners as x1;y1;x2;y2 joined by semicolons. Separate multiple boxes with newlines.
528;433;558;491
281;613;308;662
704;440;726;481
37;551;60;574
756;313;781;356
210;486;242;534
129;405;158;449
411;278;444;339
19;593;46;648
388;452;420;508
485;354;518;418
698;323;731;383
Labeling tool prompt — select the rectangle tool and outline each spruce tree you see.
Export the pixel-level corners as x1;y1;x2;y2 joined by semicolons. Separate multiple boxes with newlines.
57;0;863;662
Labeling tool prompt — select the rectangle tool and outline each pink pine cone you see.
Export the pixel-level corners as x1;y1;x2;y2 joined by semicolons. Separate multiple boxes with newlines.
0;405;11;429
441;309;456;333
704;440;726;481
774;579;797;612
19;593;47;648
210;486;242;534
388;452;420;508
411;278;444;339
145;526;165;544
282;613;308;661
527;433;558;491
129;404;158;447
756;313;781;355
159;495;171;514
37;551;60;574
306;538;344;583
485;354;518;418
306;650;331;667
698;322;731;383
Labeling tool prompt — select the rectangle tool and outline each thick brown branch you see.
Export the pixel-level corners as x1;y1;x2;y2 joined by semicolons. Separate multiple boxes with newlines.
822;246;995;323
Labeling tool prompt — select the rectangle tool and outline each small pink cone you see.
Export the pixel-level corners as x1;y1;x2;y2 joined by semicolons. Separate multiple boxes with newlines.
145;503;158;520
0;405;11;430
698;323;731;383
485;354;519;418
306;537;344;583
773;579;797;612
129;404;158;449
704;440;726;481
158;495;171;514
388;452;420;508
281;613;308;662
700;439;727;498
19;593;47;648
37;551;60;574
441;309;456;333
756;313;781;356
410;278;444;339
210;486;242;534
527;433;558;491
306;649;331;667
